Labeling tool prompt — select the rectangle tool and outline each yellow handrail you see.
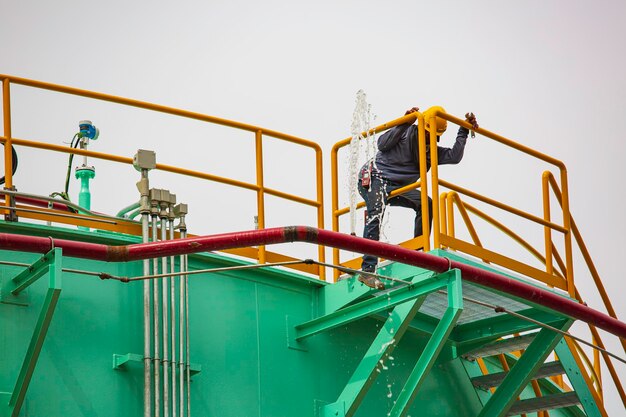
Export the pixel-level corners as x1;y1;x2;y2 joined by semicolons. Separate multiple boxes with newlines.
445;193;568;282
544;172;623;346
0;75;326;279
441;193;567;290
433;110;576;296
330;109;572;291
444;176;624;408
439;180;568;233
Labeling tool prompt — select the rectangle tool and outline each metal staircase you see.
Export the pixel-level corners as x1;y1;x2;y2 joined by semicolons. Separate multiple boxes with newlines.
301;254;611;417
462;333;605;417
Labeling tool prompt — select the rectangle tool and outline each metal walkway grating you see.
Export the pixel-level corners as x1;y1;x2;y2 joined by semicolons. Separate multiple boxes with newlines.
418;280;531;325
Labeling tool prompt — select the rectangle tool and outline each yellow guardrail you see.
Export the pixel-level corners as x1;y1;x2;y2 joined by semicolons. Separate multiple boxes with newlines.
0;75;326;279
444;191;625;409
330;108;625;409
331;109;573;292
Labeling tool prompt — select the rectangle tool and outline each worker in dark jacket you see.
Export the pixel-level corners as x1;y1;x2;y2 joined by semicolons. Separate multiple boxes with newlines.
358;106;478;289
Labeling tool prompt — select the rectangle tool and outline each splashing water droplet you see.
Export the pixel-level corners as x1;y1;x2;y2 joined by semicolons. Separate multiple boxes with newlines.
378;338;396;353
348;90;377;235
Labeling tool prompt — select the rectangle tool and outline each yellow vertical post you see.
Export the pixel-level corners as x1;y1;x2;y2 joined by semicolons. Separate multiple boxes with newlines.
255;130;266;264
439;192;448;237
542;172;554;276
560;168;575;297
446;193;455;238
315;148;326;281
439;192;450;250
428;114;441;249
2;78;13;189
417;114;430;251
330;146;341;280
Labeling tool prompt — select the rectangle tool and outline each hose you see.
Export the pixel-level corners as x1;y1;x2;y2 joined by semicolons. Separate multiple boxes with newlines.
50;133;80;203
0;144;19;186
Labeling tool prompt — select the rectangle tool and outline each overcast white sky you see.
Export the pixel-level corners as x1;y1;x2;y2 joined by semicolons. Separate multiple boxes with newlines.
2;0;625;413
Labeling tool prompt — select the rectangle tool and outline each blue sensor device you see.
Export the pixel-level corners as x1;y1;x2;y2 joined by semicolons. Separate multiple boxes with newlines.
78;120;99;140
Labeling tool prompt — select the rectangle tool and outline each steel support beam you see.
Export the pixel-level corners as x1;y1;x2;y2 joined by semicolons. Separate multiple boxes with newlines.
555;338;606;417
477;318;573;417
0;249;60;305
389;269;463;417
1;248;62;417
296;273;443;341
321;270;458;417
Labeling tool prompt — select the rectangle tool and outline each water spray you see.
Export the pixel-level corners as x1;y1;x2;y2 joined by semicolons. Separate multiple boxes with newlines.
349;90;376;236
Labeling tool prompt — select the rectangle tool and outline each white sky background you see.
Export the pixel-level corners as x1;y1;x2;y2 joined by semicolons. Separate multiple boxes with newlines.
2;0;625;413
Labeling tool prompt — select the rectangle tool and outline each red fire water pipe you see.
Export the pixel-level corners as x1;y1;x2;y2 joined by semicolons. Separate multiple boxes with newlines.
0;226;624;340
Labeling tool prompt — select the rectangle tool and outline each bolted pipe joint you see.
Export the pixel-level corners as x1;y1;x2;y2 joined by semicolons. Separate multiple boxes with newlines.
167;193;177;221
149;188;162;217
174;203;188;232
159;190;170;220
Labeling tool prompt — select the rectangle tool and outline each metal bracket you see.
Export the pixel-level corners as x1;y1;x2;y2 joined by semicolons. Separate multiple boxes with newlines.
3;186;18;222
286;315;308;351
1;248;62;417
313;399;331;417
0;249;61;306
112;352;202;375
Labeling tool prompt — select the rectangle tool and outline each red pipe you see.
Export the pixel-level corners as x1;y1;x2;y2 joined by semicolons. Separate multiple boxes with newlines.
0;194;72;212
0;226;624;340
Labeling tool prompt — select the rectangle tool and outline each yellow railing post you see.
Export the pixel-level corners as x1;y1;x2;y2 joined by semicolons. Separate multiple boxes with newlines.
255;130;266;264
546;172;626;353
542;172;554;277
315;147;326;280
446;192;455;238
560;168;575;298
2;78;12;189
330;142;342;280
418;114;430;251
428;113;441;250
439;192;448;239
